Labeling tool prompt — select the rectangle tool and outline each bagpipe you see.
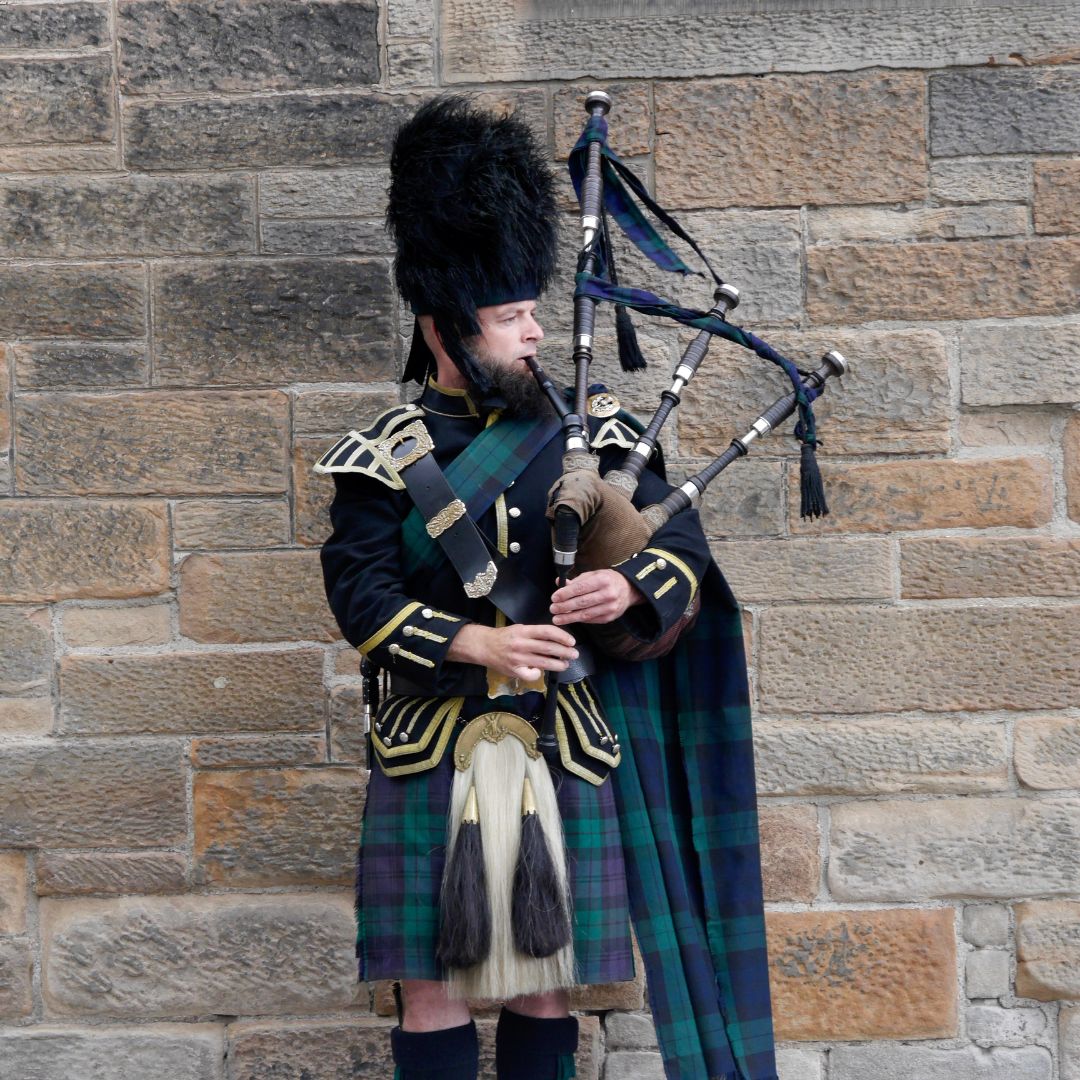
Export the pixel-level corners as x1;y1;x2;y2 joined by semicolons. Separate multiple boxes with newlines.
530;89;849;760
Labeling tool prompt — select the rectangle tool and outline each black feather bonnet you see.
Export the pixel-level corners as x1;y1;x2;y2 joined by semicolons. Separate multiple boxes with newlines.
387;95;559;389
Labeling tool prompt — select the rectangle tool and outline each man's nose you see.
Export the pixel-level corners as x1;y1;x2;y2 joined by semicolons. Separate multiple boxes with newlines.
525;313;544;342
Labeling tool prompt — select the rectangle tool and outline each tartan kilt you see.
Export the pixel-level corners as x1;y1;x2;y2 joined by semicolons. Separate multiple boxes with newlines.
354;724;635;987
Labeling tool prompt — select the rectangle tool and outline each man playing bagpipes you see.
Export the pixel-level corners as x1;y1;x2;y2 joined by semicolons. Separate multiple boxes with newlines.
314;94;810;1080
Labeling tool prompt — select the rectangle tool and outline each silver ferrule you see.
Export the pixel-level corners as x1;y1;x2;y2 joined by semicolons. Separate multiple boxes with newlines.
553;549;576;568
670;377;687;396
574;334;592;350
740;417;772;448
675;364;695;383
565;435;590;452
582;224;598;247
679;480;702;507
631;438;652;459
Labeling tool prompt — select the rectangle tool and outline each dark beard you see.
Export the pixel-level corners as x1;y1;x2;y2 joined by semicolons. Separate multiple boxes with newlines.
469;350;554;419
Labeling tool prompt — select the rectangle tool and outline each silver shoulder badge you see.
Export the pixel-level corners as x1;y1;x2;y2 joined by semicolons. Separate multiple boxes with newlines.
588;391;621;418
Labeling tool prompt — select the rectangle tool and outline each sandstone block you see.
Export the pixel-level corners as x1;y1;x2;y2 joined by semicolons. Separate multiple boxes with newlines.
960;409;1061;449
260;219;391;256
787;457;1052;534
0;145;118;173
259;167;391;218
966;952;1011;1001
194;767;364;887
0;2;107;49
387;40;434;88
0;263;143;339
173;498;290;550
118;0;378;94
1015;716;1080;791
901;537;1080;599
125;93;410;170
680;328;951;458
961;321;1080;406
11;343;148;390
0;852;28;934
829;798;1080;901
808;238;1080;323
16;390;288;496
0;57;112;145
0;938;32;1018
831;1044;1051;1080
329;684;365;764
1068;414;1080;522
1035;159;1080;234
0;346;8;447
656;73;925;208
0;1025;225;1080
0;606;51;694
755;717;1007;797
690;458;785;539
295;437;337;546
1064;1006;1080;1080
0;738;186;847
808;205;1026;244
191;734;326;769
387;0;433;34
768;908;956;1041
59;649;325;735
1016;900;1080;1001
40;893;357;1016
294;388;401;435
930;158;1030;204
605;1012;657;1051
0;698;52;735
931;69;1080;156
229;1018;397;1079
61;604;171;648
758;805;819;904
179;551;340;643
153;258;394;386
555;83;650;158
0;500;169;602
967;1002;1049;1043
334;649;362;676
0;175;254;258
964;905;1010;949
35;852;187;898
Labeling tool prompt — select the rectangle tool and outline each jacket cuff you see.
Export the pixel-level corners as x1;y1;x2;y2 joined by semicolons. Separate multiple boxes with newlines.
357;601;470;681
612;546;699;641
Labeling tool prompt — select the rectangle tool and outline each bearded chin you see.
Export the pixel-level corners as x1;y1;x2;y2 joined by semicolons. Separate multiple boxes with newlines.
469;353;554;419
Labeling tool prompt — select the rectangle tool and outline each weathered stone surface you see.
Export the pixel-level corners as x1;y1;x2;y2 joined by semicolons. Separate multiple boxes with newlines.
386;40;434;88
294;388;401;435
295;437;337;546
902;537;1080;599
776;1048;824;1080
761;605;1080;714
688;458;785;539
1064;1005;1080;1080
768;908;956;1040
0;1025;225;1080
260;219;392;256
179;551;339;643
329;684;365;764
125;92;410;170
681;328;951;457
11;342;148;390
1016;716;1080;791
153;258;394;386
35;852;188;898
0;145;118;173
1016;901;1080;1000
555;83;650;158
965;905;1010;948
0;500;169;602
758;806;819;904
830;1043;1052;1080
1035;159;1080;234
829;798;1080;900
173;498;290;550
0;346;8;449
966;952;1011;1000
0;697;52;735
229;1018;396;1080
755;718;1007;796
387;0;432;34
40;893;357;1016
0;606;51;694
0;175;254;257
0;738;186;847
959;409;1061;449
334;649;362;676
0;263;144;339
0;938;32;1018
60;649;325;735
191;733;326;769
710;538;892;603
656;73;924;208
605;1052;664;1080
260;166;390;218
1068;414;1080;522
0;57;113;145
787;457;1052;534
62;604;172;648
0;852;28;934
16;390;288;496
118;0;378;94
605;1012;657;1051
932;69;1080;156
930;157;1031;204
961;321;1080;406
0;3;107;49
809;205;1026;244
194;767;363;887
808;238;1080;323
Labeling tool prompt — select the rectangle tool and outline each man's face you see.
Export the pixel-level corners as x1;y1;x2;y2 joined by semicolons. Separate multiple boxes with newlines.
469;300;551;416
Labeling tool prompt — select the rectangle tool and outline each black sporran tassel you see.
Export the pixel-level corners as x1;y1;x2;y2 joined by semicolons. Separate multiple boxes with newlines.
437;785;491;969
799;439;829;519
511;777;572;959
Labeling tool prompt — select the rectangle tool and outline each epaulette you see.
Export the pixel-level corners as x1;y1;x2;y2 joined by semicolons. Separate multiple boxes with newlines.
312;403;427;491
585;388;641;452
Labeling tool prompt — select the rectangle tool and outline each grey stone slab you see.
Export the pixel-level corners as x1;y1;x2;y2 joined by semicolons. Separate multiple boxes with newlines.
829;797;1080;901
152;258;395;386
605;1051;665;1080
124;93;411;171
172;498;291;550
932;68;1080;155
0;264;144;340
1063;1005;1080;1080
0;57;112;146
0;937;32;1017
831;1043;1052;1080
118;0;378;94
966;951;1011;1000
40;893;357;1016
387;0;433;34
808;205;1027;244
260;219;391;256
966;1003;1049;1044
11;342;148;390
259;167;390;217
961;321;1080;406
931;158;1031;204
0;1026;225;1080
0;175;254;258
605;1012;657;1051
964;905;1010;948
0;2;107;49
229;1018;396;1080
35;852;188;898
0;738;186;847
0;605;51;695
776;1047;823;1080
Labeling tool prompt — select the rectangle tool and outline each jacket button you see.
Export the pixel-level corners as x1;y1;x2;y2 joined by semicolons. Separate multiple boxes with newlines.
655;558;667;570
403;626;414;636
388;644;400;655
421;608;433;619
509;541;521;554
508;507;522;518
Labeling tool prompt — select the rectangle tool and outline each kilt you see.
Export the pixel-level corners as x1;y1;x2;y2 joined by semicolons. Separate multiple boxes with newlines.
355;718;635;987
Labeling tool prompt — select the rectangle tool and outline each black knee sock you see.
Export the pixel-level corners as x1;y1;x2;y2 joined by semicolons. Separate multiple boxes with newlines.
391;1020;479;1080
495;1007;578;1080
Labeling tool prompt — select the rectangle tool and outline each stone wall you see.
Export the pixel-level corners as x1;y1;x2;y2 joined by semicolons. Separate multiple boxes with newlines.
1;1;1079;1078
